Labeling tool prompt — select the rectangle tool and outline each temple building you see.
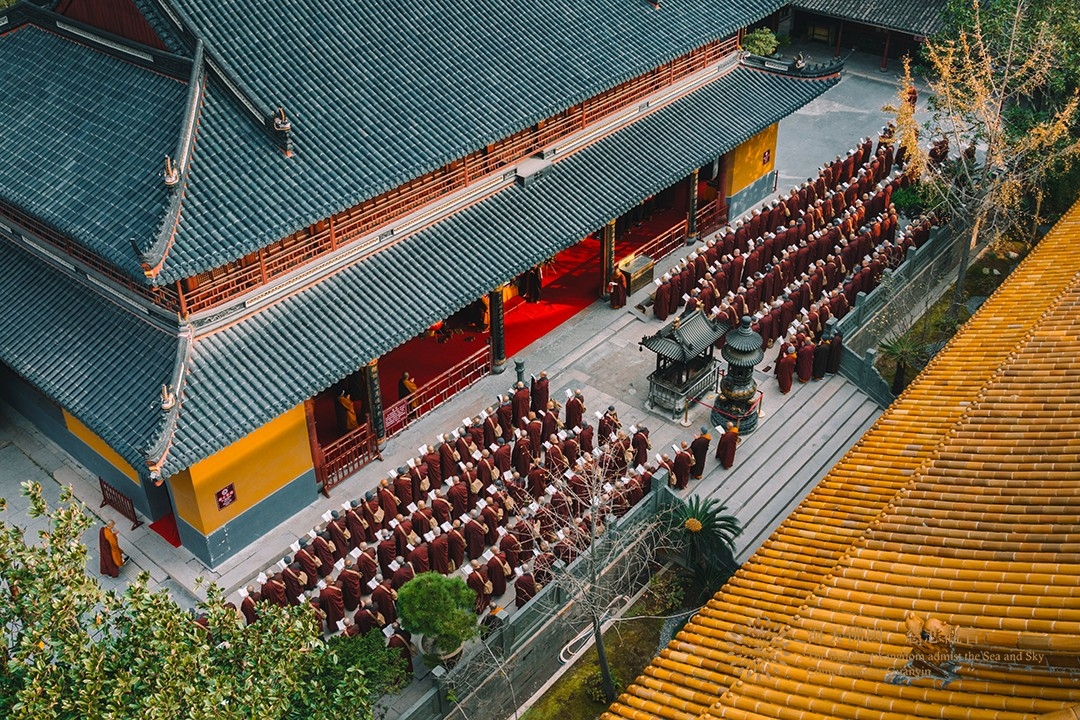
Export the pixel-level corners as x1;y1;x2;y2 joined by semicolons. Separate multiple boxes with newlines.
604;201;1080;718
783;0;946;70
0;0;840;565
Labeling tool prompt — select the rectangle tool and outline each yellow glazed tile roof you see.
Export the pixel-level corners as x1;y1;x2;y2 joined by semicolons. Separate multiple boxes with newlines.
604;201;1080;720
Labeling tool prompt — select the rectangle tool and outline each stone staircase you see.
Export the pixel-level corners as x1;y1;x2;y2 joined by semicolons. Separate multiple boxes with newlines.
693;373;882;563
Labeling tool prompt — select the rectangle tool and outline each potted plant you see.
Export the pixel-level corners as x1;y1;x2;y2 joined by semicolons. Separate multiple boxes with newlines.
396;572;478;666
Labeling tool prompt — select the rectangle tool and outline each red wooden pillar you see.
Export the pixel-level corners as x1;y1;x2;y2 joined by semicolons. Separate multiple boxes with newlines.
880;31;891;71
304;398;328;496
834;19;844;58
716;152;731;222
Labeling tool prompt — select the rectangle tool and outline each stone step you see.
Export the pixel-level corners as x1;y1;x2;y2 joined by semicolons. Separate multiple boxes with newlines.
735;397;882;561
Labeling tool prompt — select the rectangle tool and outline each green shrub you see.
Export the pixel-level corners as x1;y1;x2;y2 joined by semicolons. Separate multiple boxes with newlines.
643;573;685;615
742;27;778;57
584;668;623;703
396;572;478;654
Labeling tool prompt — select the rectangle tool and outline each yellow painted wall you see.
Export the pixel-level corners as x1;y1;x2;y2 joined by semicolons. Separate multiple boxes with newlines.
62;410;140;483
727;123;778;196
169;468;202;532
177;403;314;535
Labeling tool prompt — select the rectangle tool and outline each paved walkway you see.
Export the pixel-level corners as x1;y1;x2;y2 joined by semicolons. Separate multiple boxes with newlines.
0;49;913;710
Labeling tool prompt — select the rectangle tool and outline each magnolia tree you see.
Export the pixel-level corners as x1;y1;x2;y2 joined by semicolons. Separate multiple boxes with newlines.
0;482;403;720
889;0;1080;314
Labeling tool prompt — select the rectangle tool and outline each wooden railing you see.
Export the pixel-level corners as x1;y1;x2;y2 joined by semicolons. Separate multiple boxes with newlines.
695;198;727;239
98;477;143;530
318;420;380;494
636;219;689;263
383;345;492;439
177;35;740;315
0;201;182;313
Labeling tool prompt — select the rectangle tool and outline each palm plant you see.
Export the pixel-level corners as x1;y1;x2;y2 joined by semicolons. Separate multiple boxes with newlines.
879;333;924;395
670;496;741;583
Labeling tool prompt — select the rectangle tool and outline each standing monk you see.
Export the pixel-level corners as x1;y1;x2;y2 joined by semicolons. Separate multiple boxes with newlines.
776;346;797;394
99;519;124;578
690;427;711;480
530;371;550;414
796;340;815;383
609;273;627;309
564;389;585;430
672;442;693;490
512;382;530;426
715;422;739;469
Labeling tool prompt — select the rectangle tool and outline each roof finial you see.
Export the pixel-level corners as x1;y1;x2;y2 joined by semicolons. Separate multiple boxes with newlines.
160;384;176;411
163;156;180;188
273;107;291;133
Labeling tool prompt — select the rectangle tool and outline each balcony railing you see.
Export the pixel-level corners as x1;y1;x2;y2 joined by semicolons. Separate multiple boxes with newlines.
318;420;380;493
635;219;689;263
383;345;492;439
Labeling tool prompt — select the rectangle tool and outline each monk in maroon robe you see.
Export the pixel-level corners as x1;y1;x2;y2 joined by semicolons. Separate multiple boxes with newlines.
515;570;540;608
339;559;364;612
262;574;289;607
512;382;530;425
430;529;451;574
796;341;815;383
464;513;487;559
466;562;492;614
499;532;522;571
447;524;467;570
530;372;550;414
388;631;414;677
716;423;739;469
672;443;693;490
690;427;711;479
609;273;627;309
98;520;123;578
372;580;397;625
240;590;260;625
827;331;843;374
653;279;672;320
564;391;585;431
487;552;511;597
320;581;346;633
631;427;651;467
776;347;797;394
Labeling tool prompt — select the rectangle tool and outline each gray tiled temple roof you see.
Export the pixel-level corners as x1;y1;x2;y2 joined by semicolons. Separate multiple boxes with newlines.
642;309;730;362
792;0;946;37
0;236;180;469
0;23;187;274
1;0;789;282
162;64;838;475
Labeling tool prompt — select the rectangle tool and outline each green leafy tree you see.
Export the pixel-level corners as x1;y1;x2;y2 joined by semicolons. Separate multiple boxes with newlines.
395;572;478;656
0;482;402;720
741;27;779;57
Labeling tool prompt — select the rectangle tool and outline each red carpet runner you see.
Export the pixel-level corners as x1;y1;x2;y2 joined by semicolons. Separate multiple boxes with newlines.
150;512;182;548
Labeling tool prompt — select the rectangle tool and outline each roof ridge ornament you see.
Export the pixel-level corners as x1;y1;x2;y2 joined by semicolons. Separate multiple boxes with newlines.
273;107;294;157
163;155;180;189
160;383;177;411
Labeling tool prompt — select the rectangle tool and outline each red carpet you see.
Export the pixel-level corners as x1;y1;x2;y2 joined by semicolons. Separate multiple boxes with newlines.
150;512;182;547
311;214;682;443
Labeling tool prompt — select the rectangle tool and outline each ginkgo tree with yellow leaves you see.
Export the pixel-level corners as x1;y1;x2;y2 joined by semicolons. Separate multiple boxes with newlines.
0;482;404;720
889;0;1080;315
